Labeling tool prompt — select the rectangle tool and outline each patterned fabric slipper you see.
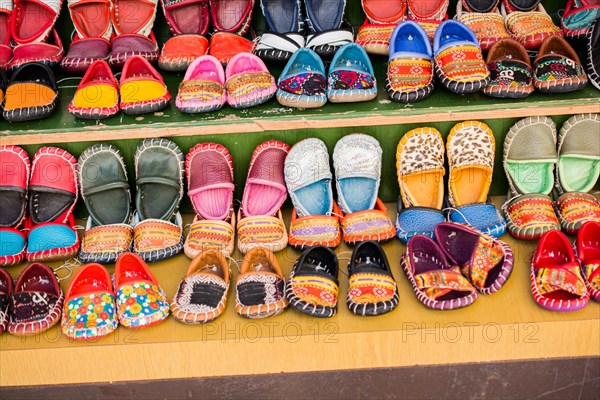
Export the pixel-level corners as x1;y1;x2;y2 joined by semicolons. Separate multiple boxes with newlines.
0;267;12;334
133;212;184;262
288;204;342;248
588;17;600;91
462;0;500;13
286;246;339;318
254;0;304;63
304;0;353;58
578;221;600;302
483;38;534;99
120;56;170;115
184;212;235;258
114;252;170;328
8;27;64;71
61;263;118;340
502;0;540;12
533;35;588;93
562;0;600;43
171;250;230;323
504;194;560;240
8;263;64;336
447;201;507;238
235;247;288;318
176;55;226;113
435;222;514;294
456;0;509;51
209;32;254;65
3;62;57;122
210;0;254;36
225;53;277;109
531;230;589;312
0;0;12;69
355;0;407;55
386;21;434;103
276;48;327;109
503;3;562;50
327;43;377;103
555;193;600;235
407;0;449;40
10;0;62;45
340;198;396;244
346;241;399;316
402;235;477;310
69;60;119;119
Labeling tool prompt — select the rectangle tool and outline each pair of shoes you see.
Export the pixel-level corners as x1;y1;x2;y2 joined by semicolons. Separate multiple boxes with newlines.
78;139;184;263
287;242;398;317
561;0;600;43
503;114;600;240
531;221;600;312
276;44;377;108
396;121;505;242
176;53;276;113
285;135;395;247
172;247;288;321
2;62;58;121
69;57;170;119
387;20;489;102
501;2;562;50
402;222;513;310
355;0;407;55
0;146;79;266
456;0;510;51
62;254;169;338
254;0;353;62
588;17;600;90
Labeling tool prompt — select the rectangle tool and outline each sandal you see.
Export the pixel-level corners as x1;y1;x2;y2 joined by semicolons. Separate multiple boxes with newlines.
483;38;533;99
578;221;600;302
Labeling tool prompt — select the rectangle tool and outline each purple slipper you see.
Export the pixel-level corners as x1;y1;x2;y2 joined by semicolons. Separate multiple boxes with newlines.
61;38;111;74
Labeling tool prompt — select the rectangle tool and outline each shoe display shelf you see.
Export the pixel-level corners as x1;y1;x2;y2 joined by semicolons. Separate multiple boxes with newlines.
0;0;599;397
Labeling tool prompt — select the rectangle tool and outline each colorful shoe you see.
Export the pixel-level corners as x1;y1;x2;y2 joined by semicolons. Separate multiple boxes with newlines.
588;17;600;91
225;52;276;109
531;230;589;312
561;0;600;43
61;36;111;75
502;0;539;12
8;28;64;71
387;21;434;103
276;48;327;109
304;0;353;58
286;246;339;318
327;43;377;103
355;0;407;55
254;0;304;63
114;252;170;328
0;145;29;230
435;222;513;294
78;144;133;263
346;241;399;316
235;247;288;318
433;20;489;94
288;204;342;248
503;3;562;50
210;0;254;35
208;31;254;65
533;35;588;93
10;0;62;45
0;0;12;69
456;1;509;51
0;268;12;334
396;127;445;242
68;60;119;119
8;263;64;336
578;221;600;302
407;0;449;40
483;38;534;99
402;235;477;310
171;250;230;323
176;55;226;113
61;263;118;340
3;62;57;122
119;56;170;115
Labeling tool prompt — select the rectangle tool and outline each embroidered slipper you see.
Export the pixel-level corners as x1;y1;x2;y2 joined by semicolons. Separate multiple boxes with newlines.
433;20;489;94
435;222;513;294
503;3;562;50
68;60;119;119
286;246;339;318
386;21;434;103
340;198;396;244
562;0;600;43
588;17;600;91
10;0;62;45
184;212;235;258
304;0;353;59
110;0;159;67
210;0;254;35
347;241;399;316
158;0;210;71
402;235;477;310
254;0;304;63
456;0;509;51
8;262;64;336
483;38;534;99
0;0;12;69
176;55;226;113
355;0;407;55
225;52;276;109
238;140;289;253
171;250;230;323
556;193;600;235
61;263;118;340
327;43;377;103
8;27;63;71
288;204;342;248
235;247;287;318
120;56;170;115
208;31;254;65
578;221;600;302
396;127;445;242
78;144;133;264
533;35;588;93
0;267;12;334
531;230;589;312
504;194;560;240
3;62;57;122
114;252;170;328
109;32;160;69
407;0;449;40
276;48;327;109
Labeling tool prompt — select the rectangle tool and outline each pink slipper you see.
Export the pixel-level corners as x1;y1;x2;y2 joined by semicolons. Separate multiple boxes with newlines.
225;52;276;109
185;142;234;221
176;55;226;113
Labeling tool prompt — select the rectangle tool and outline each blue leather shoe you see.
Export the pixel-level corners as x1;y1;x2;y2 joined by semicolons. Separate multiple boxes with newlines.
396;200;445;243
276;48;327;108
447;202;507;238
327;43;377;103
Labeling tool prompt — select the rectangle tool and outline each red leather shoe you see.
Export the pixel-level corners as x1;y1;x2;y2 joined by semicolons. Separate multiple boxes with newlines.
209;31;253;65
0;267;13;334
210;0;254;35
119;55;170;114
8;28;63;71
0;0;12;69
10;0;63;45
578;221;600;302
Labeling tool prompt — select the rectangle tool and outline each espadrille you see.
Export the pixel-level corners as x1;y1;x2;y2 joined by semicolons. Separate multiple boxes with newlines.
7;28;64;71
346;241;399;316
176;55;226;113
588;17;600;91
531;230;589;312
503;3;562;50
69;60;119;119
10;0;62;45
402;235;477;310
386;21;434;103
407;0;449;40
0;0;12;69
276;48;327;109
8;262;64;336
0;267;12;334
304;0;353;59
171;250;230;323
533;35;588;94
433;20;489;94
3;62;57;122
210;0;254;35
254;0;304;63
120;56;170;115
561;0;600;43
235;247;288;318
225;52;276;109
578;221;600;302
286;246;339;318
355;0;407;55
327;43;377;103
61;263;118;340
483;38;533;99
456;0;509;51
